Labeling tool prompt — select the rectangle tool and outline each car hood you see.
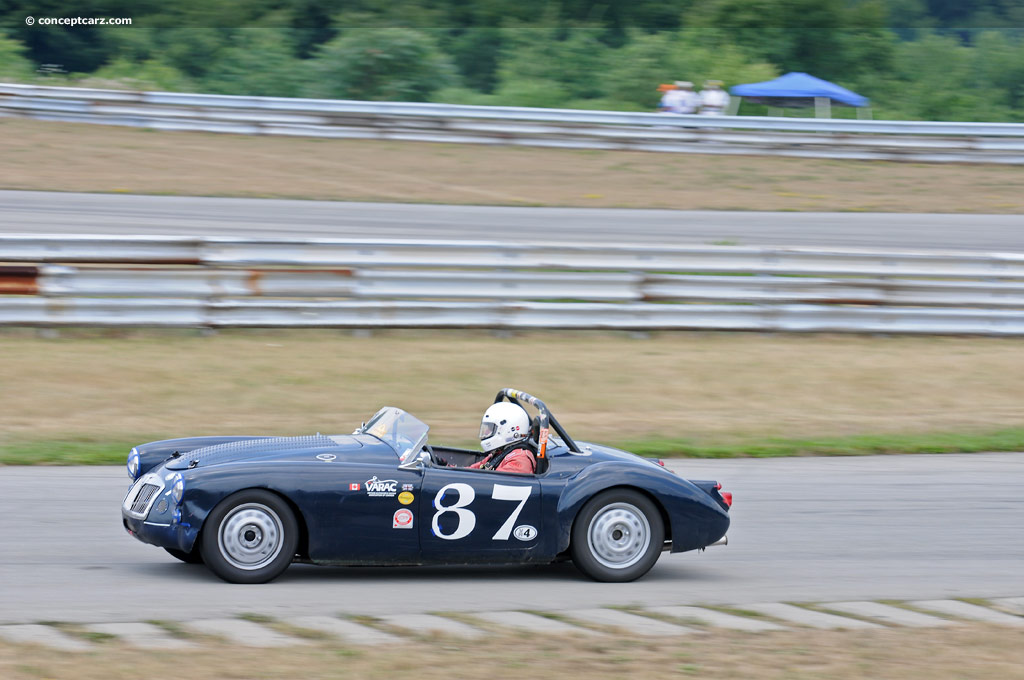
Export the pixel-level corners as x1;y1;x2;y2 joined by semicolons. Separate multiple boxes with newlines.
163;434;364;470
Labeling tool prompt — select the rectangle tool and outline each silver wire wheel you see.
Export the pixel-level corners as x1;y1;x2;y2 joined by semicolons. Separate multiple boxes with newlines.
586;502;651;570
217;502;285;571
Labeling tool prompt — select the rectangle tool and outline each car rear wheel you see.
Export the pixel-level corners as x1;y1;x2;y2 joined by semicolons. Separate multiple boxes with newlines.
201;490;298;584
570;489;664;582
164;547;203;564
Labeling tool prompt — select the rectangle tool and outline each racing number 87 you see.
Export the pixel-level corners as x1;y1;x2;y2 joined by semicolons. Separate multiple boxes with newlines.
431;483;531;541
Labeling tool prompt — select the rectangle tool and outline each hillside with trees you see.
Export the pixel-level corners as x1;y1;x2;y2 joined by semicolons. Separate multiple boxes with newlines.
1;0;1022;121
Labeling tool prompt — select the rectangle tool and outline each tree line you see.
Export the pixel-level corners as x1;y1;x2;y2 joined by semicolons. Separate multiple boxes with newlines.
1;0;1023;121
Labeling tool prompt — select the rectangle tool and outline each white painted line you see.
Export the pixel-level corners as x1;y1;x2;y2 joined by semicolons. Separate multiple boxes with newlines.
377;613;486;639
562;608;694;636
86;622;195;648
184;619;308;647
826;602;951;628
910;600;1024;626
0;624;92;651
470;611;602;635
647;606;785;631
993;598;1024;616
282;616;402;645
743;603;882;630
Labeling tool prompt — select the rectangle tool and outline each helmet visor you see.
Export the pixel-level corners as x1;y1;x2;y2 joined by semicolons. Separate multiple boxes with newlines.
479;421;497;440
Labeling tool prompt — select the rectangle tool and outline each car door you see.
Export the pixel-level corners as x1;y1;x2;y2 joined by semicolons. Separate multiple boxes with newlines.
304;462;424;564
419;466;543;562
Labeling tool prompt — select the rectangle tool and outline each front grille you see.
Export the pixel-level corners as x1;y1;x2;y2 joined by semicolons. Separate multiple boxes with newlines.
131;483;160;515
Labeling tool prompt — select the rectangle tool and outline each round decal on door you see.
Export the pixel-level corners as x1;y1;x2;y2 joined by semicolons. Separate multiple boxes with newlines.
398;491;414;505
513;524;537;541
393;508;414;529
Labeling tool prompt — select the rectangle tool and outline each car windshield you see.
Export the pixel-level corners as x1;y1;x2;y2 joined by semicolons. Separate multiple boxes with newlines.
357;407;430;463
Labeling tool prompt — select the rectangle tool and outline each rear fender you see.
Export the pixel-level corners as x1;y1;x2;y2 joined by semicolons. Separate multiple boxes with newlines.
553;462;728;555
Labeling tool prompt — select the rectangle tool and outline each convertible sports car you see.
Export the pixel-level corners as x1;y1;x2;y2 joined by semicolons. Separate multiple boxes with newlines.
122;388;731;584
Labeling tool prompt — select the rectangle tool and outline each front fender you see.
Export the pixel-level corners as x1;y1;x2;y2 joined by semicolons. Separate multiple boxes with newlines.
552;462;730;554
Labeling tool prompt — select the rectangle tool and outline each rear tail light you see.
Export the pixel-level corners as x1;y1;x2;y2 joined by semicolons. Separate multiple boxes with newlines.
714;482;733;508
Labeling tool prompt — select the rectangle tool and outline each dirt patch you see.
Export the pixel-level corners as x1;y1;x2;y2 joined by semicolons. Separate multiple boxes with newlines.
2;624;1023;680
0;118;1022;212
1;330;1022;447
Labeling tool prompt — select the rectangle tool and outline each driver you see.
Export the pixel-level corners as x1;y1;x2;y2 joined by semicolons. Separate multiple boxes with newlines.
470;402;537;473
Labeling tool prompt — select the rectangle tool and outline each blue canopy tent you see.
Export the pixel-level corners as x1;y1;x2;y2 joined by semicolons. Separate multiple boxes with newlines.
730;72;870;118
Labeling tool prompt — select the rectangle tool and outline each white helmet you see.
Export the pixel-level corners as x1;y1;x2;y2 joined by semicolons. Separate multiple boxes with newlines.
479;402;531;453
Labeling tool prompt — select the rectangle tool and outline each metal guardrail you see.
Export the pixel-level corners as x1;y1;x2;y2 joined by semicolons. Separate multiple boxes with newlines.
4;83;1024;163
2;235;1023;334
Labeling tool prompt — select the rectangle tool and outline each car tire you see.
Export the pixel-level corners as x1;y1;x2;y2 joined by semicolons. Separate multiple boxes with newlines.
164;547;203;564
570;489;664;583
200;489;298;584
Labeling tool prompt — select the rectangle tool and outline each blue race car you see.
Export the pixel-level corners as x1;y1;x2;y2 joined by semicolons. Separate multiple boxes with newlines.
122;388;731;584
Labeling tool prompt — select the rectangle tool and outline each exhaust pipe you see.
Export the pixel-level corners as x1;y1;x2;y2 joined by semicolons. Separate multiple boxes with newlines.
708;535;728;547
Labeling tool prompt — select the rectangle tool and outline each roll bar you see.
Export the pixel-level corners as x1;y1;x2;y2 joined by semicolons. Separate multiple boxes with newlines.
493;388;582;458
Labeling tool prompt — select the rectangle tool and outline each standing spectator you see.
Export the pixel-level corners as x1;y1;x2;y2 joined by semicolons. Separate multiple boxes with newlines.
674;81;699;114
657;82;680;113
659;81;699;114
699;80;730;115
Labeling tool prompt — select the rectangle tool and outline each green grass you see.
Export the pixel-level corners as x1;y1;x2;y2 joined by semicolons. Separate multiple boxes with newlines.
0;440;140;466
3;428;1024;466
619;428;1024;459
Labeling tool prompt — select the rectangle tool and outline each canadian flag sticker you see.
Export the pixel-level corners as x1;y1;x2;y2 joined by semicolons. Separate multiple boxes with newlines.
393;508;414;529
349;482;360;491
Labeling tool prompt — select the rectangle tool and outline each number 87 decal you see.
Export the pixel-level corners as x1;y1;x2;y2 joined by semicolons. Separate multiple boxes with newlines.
431;483;533;541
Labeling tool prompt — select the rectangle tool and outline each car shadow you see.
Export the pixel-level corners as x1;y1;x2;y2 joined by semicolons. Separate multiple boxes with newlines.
277;560;584;583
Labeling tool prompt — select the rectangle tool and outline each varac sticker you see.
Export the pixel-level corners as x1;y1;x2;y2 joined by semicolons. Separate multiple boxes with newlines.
365;476;398;497
393;508;414;529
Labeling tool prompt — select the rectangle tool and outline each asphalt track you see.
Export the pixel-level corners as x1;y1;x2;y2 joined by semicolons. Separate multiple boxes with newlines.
1;190;1022;250
1;453;1021;625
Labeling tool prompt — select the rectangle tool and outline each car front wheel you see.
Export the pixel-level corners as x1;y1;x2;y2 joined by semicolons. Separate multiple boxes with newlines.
201;490;298;584
570;489;664;582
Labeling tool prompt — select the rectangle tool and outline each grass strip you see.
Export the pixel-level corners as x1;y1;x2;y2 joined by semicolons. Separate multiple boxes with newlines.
4;428;1024;466
621;428;1024;459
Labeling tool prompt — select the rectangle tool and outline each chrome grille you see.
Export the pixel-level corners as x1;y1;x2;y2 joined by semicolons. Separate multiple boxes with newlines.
123;473;165;519
131;483;160;514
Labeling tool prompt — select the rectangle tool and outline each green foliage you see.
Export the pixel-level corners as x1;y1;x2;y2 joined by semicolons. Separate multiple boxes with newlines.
306;28;456;101
860;32;1024;122
0;2;1022;122
80;59;192;91
493;78;571;108
0;31;34;81
683;0;893;81
202;29;307;97
603;31;777;110
446;27;504;93
498;28;611;100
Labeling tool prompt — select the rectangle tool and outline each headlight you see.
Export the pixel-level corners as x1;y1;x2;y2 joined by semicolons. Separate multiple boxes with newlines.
171;473;185;504
127;448;140;481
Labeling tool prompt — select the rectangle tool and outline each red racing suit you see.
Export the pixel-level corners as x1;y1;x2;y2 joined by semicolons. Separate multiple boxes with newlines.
469;447;536;474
